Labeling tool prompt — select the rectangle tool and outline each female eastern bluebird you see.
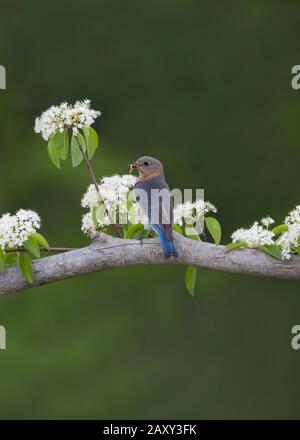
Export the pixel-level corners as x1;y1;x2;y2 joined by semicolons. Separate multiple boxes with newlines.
129;156;178;258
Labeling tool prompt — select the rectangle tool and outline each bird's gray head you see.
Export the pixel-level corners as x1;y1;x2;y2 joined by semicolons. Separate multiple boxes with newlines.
129;156;164;180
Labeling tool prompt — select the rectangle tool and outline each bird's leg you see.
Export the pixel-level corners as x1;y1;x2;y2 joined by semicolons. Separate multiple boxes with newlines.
136;230;144;247
137;228;154;246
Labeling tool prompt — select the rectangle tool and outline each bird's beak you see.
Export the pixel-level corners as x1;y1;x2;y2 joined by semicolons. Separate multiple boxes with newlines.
129;162;138;174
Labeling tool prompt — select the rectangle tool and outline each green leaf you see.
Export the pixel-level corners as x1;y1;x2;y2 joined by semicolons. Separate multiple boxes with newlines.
23;235;40;258
297;237;300;255
272;224;288;235
260;245;282;261
185;266;197;296
185;225;200;240
127;201;140;224
125;223;144;239
92;207;98;226
59;129;69;160
19;253;34;283
5;252;19;266
31;232;50;251
82;126;99;160
95;204;106;225
47;139;61;169
225;241;247;252
205;217;222;244
143;228;153;238
173;224;183;235
0;249;5;273
71;133;86;167
122;223;129;235
49;130;69;161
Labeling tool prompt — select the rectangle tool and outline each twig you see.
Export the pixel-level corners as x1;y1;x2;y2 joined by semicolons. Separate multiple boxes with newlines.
75;135;122;237
75;136;101;197
5;247;76;253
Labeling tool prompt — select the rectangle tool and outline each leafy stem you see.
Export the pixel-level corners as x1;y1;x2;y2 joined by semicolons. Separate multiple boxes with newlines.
75;135;122;237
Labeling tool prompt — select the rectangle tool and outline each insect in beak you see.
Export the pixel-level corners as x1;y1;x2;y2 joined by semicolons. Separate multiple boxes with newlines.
129;163;138;174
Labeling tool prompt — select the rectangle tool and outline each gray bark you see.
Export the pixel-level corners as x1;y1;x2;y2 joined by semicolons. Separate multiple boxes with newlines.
0;233;299;295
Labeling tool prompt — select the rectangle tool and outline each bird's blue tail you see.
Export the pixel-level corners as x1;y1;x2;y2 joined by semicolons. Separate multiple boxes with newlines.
151;225;178;258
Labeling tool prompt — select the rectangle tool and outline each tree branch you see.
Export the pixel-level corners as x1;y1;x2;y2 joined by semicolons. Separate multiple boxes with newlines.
0;233;299;295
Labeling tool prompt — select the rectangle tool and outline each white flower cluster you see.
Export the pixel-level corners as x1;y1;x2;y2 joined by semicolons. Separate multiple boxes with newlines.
0;209;41;250
81;179;218;238
173;200;217;226
283;205;300;225
81;174;138;237
34;99;101;140
81;174;137;211
231;217;275;248
261;216;275;228
276;206;300;260
81;212;98;239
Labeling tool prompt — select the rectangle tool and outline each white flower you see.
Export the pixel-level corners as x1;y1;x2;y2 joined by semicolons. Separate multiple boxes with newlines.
81;184;101;210
34;99;101;141
173;200;217;226
0;209;41;250
276;224;300;260
81;175;137;210
275;205;300;259
261;216;274;227
284;205;300;225
81;174;139;233
81;212;98;238
231;220;275;248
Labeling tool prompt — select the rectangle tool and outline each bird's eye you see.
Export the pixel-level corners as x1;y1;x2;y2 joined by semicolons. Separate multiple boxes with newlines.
143;161;150;166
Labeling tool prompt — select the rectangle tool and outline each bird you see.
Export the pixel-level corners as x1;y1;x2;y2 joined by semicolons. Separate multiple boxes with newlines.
129;156;178;258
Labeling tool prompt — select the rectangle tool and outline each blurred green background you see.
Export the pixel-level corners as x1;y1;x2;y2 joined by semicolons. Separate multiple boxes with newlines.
0;0;300;419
